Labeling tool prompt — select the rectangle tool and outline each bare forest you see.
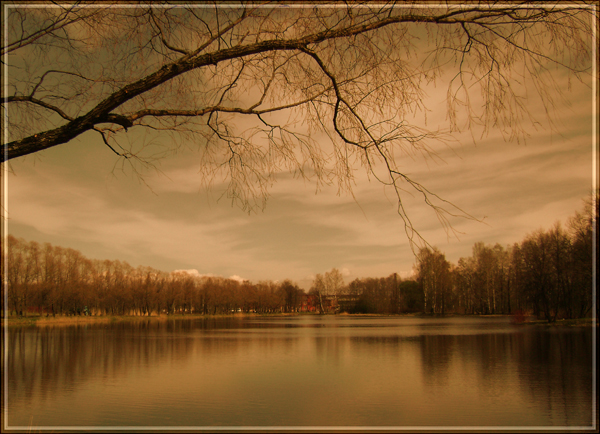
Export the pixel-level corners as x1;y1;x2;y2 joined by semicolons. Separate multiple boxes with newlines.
2;195;595;322
1;4;596;323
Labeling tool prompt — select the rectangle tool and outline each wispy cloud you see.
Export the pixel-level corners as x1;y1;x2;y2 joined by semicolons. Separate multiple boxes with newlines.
5;50;593;289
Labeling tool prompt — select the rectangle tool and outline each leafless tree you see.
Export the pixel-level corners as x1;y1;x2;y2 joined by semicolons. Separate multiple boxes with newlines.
567;194;597;318
454;242;512;315
309;273;326;313
415;246;452;314
348;275;396;313
1;2;594;246
280;279;303;312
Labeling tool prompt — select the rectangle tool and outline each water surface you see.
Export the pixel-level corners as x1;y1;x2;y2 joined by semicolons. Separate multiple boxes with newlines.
2;316;595;429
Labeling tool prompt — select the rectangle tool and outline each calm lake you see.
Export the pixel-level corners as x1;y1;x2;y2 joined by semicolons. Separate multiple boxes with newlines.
2;315;595;429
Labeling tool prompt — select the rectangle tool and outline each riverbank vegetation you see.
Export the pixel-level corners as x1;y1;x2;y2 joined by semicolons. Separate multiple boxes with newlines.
413;195;596;322
1;196;596;322
2;312;594;329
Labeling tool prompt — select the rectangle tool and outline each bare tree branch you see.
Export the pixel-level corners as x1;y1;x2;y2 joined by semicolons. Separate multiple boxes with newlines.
6;95;74;121
1;2;594;250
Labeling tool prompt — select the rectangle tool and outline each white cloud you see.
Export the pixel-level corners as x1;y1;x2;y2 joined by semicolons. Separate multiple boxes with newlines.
172;269;201;277
228;275;247;283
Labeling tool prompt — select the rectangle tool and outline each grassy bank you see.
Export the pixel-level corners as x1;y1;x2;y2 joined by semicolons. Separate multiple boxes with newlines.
1;313;262;327
1;311;420;327
523;317;596;327
1;313;595;327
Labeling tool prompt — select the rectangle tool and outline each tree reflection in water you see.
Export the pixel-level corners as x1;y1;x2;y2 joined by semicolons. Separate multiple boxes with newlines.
2;317;594;428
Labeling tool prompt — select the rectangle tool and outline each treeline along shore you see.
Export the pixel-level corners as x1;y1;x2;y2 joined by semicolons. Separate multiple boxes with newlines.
1;195;596;323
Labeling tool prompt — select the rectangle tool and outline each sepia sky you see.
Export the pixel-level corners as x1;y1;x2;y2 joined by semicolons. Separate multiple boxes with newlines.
3;7;596;290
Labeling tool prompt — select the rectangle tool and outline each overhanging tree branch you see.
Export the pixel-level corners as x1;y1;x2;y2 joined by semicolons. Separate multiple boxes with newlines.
4;4;591;161
1;2;594;249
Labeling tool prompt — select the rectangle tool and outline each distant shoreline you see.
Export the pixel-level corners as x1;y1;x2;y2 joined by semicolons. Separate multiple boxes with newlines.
1;313;595;328
1;312;380;327
1;313;263;327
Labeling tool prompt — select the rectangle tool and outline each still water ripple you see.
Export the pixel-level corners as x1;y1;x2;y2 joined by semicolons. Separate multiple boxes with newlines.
2;316;594;428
